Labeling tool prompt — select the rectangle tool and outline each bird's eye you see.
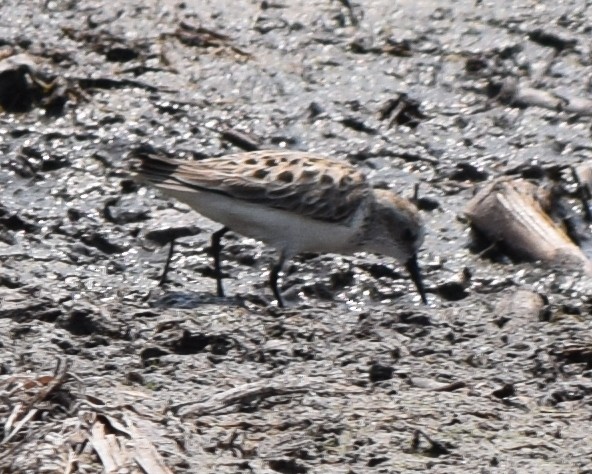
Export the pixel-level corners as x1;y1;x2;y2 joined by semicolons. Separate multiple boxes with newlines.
402;229;416;243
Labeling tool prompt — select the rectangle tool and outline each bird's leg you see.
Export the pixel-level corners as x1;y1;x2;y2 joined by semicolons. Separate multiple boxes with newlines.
405;254;428;304
211;226;229;297
158;239;176;286
269;251;287;308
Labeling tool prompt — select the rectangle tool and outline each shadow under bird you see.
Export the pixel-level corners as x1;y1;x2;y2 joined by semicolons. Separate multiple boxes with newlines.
133;149;427;307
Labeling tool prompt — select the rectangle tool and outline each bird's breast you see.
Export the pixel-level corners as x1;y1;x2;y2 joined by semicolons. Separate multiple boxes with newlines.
157;187;360;256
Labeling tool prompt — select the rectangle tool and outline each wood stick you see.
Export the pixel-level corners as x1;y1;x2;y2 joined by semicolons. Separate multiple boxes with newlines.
465;178;592;274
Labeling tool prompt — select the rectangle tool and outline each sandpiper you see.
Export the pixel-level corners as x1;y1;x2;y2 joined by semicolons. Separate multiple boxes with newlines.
133;149;427;307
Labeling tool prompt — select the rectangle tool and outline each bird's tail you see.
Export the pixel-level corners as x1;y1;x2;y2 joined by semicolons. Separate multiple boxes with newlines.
128;145;182;185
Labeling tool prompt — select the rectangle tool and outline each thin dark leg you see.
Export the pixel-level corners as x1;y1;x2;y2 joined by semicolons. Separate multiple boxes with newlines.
211;226;229;297
158;239;176;286
269;252;286;308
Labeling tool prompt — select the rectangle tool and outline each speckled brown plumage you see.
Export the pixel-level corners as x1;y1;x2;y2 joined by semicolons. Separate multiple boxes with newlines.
133;148;427;306
136;150;371;223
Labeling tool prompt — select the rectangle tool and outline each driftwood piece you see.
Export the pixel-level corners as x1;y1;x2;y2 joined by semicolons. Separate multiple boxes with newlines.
89;415;174;474
90;421;130;472
488;78;592;116
512;87;564;110
409;377;467;392
465;178;592;274
490;78;564;110
561;96;592;116
125;416;174;474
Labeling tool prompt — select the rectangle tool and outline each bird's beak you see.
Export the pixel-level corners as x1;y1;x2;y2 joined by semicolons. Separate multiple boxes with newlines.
405;254;428;304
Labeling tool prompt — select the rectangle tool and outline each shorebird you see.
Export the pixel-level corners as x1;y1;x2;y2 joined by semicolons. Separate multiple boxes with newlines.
133;149;427;307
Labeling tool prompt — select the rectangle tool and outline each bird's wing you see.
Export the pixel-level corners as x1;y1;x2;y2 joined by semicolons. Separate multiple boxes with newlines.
135;150;371;223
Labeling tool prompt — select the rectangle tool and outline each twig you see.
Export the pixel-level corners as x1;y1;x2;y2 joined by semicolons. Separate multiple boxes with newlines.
171;379;312;416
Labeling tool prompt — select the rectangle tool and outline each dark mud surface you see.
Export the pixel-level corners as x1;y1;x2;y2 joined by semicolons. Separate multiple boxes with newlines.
1;1;592;472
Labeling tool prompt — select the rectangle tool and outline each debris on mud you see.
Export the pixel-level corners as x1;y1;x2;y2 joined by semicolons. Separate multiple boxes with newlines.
1;0;591;472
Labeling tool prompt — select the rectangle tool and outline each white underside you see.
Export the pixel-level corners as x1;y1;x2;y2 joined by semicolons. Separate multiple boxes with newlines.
161;188;362;258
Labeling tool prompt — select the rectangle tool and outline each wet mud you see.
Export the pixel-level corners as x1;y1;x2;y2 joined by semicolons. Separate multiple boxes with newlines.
1;1;592;472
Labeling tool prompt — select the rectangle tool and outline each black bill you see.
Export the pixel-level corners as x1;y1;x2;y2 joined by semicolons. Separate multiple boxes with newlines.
405;254;428;304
